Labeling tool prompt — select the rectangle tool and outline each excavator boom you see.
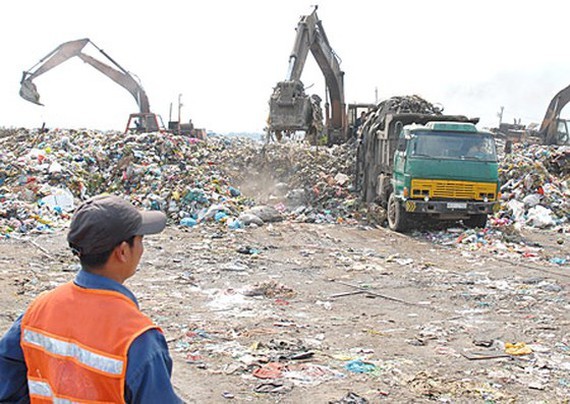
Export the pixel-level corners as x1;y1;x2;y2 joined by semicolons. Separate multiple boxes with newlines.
309;17;344;133
76;52;150;113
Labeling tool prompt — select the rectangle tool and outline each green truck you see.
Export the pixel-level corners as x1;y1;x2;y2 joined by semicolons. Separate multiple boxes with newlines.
356;100;500;232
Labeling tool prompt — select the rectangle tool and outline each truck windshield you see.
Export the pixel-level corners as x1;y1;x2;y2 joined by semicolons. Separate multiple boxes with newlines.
410;132;497;162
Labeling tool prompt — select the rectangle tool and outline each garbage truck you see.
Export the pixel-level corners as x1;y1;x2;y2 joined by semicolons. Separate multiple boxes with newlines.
356;96;500;231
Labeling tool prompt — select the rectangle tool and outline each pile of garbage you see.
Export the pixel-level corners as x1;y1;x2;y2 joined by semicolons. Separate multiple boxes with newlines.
222;141;359;224
0;128;361;237
0;128;255;236
1;126;567;240
416;143;569;262
498;143;569;229
374;95;444;116
359;95;443;140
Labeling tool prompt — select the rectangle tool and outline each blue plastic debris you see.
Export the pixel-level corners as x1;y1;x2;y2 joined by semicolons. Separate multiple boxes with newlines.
180;217;197;227
344;359;377;373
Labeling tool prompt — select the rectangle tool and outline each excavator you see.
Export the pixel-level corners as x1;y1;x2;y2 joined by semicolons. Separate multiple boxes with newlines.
497;85;570;146
19;38;206;138
267;7;349;145
537;84;570;145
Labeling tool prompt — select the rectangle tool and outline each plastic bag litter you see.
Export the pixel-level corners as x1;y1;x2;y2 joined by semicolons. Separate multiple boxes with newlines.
238;212;264;226
505;342;533;355
526;205;555;228
522;193;541;208
344;359;377;373
40;187;75;212
180;217;197;227
243;206;283;222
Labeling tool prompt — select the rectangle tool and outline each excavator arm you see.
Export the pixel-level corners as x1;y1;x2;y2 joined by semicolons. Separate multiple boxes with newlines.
268;7;346;143
303;12;345;135
20;38;152;115
284;12;313;82
538;84;570;145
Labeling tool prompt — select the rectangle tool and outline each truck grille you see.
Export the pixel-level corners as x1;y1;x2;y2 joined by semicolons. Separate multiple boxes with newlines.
411;179;497;201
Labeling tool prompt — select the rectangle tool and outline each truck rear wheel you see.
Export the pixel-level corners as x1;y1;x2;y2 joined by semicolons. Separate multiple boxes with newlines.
463;214;487;229
387;193;408;232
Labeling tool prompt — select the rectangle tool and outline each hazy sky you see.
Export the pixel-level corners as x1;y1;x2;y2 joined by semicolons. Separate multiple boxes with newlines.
2;0;570;134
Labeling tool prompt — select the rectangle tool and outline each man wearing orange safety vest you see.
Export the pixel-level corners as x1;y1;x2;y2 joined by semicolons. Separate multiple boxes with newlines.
0;195;183;403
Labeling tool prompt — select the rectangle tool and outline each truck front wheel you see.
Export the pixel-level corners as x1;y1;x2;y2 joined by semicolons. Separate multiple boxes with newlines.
387;193;408;232
463;214;487;229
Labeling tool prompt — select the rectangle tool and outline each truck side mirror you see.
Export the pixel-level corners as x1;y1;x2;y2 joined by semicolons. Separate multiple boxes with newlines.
397;138;407;151
395;121;405;151
395;121;403;137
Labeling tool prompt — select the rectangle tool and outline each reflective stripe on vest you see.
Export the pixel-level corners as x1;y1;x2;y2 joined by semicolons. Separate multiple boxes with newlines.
23;329;124;375
28;379;76;403
29;379;52;397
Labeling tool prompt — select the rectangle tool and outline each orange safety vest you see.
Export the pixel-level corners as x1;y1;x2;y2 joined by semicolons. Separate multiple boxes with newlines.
20;281;160;403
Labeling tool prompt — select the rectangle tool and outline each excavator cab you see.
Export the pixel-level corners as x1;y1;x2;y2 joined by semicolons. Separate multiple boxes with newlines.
125;113;161;134
554;119;570;144
346;103;375;140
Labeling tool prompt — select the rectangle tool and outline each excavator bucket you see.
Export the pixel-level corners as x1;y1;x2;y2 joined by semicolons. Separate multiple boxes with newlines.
268;81;313;132
19;38;90;107
19;78;42;105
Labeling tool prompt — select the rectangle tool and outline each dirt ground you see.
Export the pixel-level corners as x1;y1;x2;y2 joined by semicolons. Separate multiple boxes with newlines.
1;222;569;403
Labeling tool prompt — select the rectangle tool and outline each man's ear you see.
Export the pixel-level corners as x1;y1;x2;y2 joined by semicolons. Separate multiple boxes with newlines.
113;242;129;263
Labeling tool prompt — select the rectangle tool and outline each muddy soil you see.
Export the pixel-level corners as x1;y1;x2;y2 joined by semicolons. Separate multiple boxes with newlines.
1;223;568;403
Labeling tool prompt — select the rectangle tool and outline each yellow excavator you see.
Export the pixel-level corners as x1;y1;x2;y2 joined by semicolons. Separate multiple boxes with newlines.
19;38;205;138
